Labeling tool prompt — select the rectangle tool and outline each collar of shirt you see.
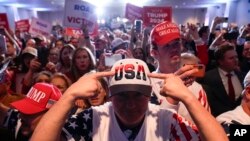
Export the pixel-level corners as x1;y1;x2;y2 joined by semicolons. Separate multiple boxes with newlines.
218;68;235;77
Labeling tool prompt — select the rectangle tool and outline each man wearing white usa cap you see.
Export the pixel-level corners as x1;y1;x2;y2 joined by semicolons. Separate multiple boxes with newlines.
31;59;227;141
1;83;62;141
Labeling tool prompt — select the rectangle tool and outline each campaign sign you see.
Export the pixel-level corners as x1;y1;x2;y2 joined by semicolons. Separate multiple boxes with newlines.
0;13;10;29
125;3;143;22
64;27;83;37
63;0;97;34
229;124;250;141
15;19;30;32
29;17;52;37
143;6;172;26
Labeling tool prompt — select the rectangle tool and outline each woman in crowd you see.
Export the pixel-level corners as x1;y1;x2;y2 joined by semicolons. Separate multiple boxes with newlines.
32;71;52;84
50;72;72;94
56;44;75;74
16;47;39;94
47;47;60;65
132;47;155;72
66;47;96;83
73;77;109;114
65;47;96;114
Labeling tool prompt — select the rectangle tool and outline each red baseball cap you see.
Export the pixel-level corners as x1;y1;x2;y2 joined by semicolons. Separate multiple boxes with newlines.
10;83;62;115
150;21;180;46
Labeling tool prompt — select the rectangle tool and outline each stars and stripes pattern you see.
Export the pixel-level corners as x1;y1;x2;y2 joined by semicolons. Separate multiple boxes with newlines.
3;109;19;133
170;113;201;141
63;108;93;141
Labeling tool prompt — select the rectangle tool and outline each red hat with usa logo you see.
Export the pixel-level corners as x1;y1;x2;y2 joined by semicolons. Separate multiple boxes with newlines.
109;59;152;96
10;83;62;115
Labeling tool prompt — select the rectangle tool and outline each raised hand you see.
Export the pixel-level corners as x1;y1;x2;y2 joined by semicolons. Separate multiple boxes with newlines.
148;73;195;102
174;65;198;86
29;58;41;72
64;71;114;99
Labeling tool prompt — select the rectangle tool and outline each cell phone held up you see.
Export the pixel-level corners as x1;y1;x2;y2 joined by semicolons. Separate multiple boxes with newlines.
104;54;124;67
0;28;5;36
191;64;206;77
134;20;143;34
0;34;7;55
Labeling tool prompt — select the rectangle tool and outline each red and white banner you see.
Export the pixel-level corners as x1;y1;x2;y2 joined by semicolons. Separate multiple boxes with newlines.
63;0;97;34
64;27;83;37
125;3;143;22
15;19;30;32
143;6;172;26
29;17;52;37
0;13;10;30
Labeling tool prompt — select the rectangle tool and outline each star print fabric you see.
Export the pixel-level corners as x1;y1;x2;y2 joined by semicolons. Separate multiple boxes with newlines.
3;109;19;133
63;108;93;141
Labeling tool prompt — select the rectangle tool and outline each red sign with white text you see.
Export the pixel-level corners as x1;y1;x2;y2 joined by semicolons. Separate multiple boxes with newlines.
64;27;83;37
15;19;30;32
143;6;172;26
125;3;143;22
0;13;10;29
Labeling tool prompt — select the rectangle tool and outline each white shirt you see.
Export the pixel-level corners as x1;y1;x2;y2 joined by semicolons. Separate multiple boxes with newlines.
218;68;243;100
151;70;210;123
216;105;250;125
63;102;201;141
92;103;200;141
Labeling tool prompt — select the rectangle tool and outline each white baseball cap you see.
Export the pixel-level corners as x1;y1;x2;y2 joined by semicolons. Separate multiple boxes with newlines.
109;58;152;96
22;47;38;57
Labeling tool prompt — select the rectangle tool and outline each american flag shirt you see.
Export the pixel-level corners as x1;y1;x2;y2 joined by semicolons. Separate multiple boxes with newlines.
63;108;93;141
62;102;201;141
3;109;19;135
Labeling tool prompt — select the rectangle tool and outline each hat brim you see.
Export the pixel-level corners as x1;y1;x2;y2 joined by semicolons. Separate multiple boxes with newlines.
109;84;152;97
10;98;46;115
22;53;36;57
112;42;128;53
157;36;180;46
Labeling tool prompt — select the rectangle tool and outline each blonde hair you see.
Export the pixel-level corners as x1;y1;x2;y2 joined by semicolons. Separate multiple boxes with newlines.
181;52;200;65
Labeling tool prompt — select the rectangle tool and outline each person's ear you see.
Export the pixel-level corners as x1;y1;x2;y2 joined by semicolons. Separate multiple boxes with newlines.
150;49;159;59
245;89;250;99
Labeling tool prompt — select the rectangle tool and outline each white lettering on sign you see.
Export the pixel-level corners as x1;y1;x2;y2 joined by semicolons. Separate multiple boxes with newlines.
155;23;177;32
149;18;164;24
27;87;46;103
234;129;247;136
147;13;168;18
